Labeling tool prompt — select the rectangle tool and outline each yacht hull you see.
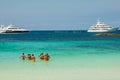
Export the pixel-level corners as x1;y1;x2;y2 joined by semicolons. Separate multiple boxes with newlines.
88;27;118;32
1;31;29;33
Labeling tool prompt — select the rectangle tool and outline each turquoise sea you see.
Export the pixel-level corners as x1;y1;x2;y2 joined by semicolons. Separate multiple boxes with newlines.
0;30;120;80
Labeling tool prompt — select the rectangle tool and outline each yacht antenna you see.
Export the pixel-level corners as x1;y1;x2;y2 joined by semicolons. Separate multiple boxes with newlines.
97;18;100;24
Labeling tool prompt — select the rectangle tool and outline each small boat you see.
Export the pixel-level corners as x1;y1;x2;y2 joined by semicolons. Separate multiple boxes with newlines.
87;19;119;32
0;24;29;33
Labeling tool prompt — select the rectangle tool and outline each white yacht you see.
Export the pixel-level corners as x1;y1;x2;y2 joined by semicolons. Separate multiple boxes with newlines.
0;24;29;33
87;20;119;32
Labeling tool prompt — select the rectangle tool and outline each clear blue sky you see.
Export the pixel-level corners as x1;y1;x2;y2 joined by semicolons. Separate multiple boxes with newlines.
0;0;120;30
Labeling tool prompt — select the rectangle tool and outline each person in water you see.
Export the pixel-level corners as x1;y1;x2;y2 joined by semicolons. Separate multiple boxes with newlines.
31;54;35;62
39;53;44;60
44;53;50;61
27;54;31;60
21;53;26;60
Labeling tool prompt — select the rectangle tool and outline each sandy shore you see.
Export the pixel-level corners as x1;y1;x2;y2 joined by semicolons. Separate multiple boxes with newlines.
0;67;120;80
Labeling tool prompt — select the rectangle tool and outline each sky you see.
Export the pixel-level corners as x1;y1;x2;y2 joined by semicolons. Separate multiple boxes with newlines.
0;0;120;30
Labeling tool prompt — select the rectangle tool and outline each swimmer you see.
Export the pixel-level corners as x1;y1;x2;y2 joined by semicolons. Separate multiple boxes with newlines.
21;53;26;60
44;53;50;61
39;53;44;60
31;54;35;62
27;54;31;60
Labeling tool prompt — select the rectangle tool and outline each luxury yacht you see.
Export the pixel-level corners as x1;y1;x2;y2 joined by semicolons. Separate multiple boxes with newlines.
0;24;29;33
87;20;119;32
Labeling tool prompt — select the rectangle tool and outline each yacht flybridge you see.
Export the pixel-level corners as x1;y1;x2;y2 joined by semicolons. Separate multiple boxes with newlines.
87;20;119;32
0;24;29;33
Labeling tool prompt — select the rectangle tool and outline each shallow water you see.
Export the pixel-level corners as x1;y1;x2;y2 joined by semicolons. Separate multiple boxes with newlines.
0;31;120;80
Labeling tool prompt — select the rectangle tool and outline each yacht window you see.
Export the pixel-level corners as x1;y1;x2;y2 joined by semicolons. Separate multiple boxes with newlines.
8;28;17;29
